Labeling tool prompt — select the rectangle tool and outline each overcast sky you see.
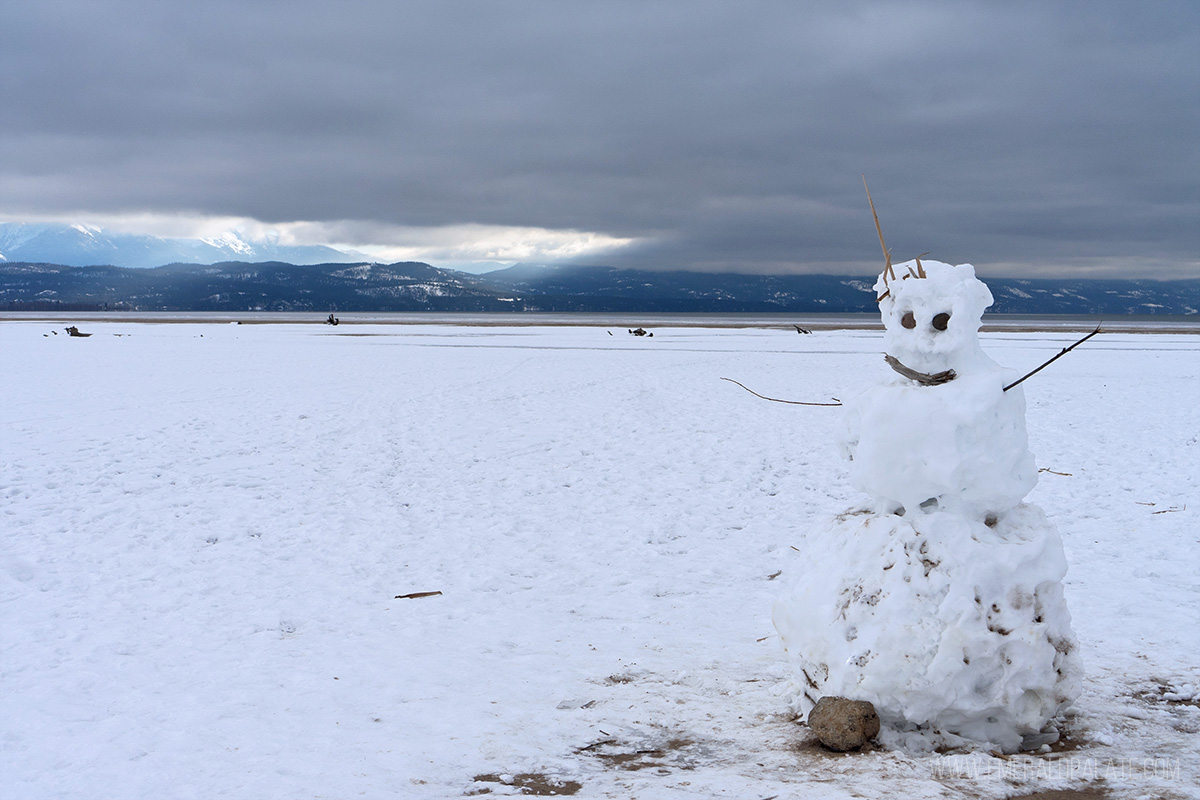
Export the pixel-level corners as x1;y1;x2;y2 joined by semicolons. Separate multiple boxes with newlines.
2;0;1197;277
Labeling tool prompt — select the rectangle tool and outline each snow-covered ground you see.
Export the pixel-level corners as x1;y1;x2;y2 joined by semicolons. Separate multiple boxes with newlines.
2;320;1197;799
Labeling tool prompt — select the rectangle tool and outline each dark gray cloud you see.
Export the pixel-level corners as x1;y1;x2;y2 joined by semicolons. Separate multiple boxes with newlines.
2;0;1197;277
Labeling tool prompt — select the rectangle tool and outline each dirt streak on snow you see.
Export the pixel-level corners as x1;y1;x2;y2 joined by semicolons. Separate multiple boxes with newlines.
1;322;1197;799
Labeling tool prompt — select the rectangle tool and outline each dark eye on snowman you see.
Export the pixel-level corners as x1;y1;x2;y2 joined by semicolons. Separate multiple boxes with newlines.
932;312;951;331
900;311;916;329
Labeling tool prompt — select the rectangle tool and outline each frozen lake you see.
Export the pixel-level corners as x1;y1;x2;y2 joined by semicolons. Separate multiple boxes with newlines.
4;309;1199;333
2;320;1197;798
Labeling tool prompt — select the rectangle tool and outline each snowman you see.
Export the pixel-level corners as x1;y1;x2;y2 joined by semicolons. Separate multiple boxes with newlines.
773;258;1082;753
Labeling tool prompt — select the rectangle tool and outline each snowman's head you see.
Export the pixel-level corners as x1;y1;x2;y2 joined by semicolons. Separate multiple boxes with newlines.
874;260;994;374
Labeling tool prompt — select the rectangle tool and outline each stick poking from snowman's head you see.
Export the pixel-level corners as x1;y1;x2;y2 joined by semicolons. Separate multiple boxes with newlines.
863;175;896;300
864;175;930;302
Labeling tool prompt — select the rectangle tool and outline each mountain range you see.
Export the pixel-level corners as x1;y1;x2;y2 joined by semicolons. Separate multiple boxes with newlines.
0;222;363;269
2;259;1197;316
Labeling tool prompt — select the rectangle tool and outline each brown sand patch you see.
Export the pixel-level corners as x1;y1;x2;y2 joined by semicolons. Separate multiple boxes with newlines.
470;772;582;796
1004;789;1111;800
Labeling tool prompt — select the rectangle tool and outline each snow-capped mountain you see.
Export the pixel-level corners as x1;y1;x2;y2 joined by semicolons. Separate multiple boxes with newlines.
0;222;363;268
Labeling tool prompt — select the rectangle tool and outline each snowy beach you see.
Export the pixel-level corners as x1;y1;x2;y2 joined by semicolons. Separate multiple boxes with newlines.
2;320;1197;799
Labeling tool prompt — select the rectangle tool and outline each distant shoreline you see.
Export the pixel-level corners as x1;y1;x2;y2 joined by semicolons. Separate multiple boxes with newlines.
1;310;1197;334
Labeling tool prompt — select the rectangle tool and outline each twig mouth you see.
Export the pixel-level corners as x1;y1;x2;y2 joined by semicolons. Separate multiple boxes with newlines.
884;354;957;386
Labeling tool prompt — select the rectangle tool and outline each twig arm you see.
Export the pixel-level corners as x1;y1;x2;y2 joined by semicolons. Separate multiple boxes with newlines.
721;377;842;407
1003;324;1103;392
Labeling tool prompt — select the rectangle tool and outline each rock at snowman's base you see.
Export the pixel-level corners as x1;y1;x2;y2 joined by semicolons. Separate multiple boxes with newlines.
808;696;881;751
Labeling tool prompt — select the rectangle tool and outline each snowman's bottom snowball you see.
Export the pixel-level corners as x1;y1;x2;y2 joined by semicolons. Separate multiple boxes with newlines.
773;503;1082;753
